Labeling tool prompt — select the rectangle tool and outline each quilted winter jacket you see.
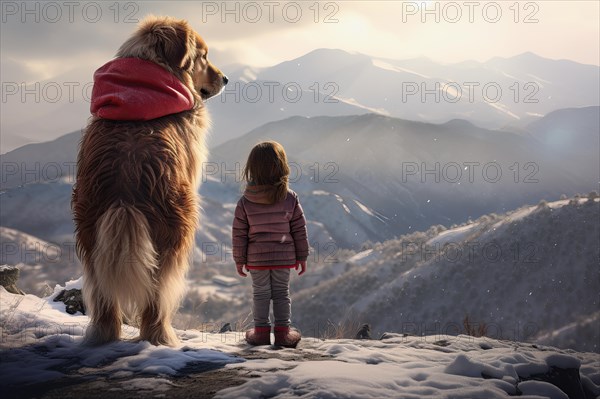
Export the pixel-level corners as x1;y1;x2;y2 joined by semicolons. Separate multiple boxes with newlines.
232;187;309;267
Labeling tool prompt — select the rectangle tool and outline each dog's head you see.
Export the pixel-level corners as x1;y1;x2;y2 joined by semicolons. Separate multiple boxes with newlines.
116;16;227;102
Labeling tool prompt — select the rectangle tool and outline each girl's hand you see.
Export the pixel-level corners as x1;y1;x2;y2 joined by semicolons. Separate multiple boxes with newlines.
236;264;248;277
295;260;306;276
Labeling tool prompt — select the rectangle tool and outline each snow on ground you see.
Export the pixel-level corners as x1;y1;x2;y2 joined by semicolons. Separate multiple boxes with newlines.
0;280;242;381
218;336;600;399
1;280;599;398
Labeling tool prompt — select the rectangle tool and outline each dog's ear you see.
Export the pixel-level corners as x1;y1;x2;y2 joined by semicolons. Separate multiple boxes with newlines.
151;21;195;70
117;17;197;71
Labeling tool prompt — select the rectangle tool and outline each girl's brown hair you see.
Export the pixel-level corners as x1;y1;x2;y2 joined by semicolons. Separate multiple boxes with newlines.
242;141;290;204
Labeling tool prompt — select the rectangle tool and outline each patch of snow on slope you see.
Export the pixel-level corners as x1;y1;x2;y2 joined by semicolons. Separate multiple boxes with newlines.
239;68;258;83
347;249;375;265
487;102;520;120
491;198;595;231
499;70;521;81
336;96;390;116
352;199;389;224
535;312;600;347
353;199;375;216
490;205;535;230
0;227;60;262
526;73;552;85
426;224;476;246
372;59;431;79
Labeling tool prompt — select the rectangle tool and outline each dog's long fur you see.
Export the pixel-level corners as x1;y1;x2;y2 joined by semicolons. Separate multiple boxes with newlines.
72;16;226;346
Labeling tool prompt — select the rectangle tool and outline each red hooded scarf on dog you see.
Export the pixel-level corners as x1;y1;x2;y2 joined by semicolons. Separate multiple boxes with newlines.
90;57;194;121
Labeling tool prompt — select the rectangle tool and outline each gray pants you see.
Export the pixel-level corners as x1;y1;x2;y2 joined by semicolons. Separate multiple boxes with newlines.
249;269;291;327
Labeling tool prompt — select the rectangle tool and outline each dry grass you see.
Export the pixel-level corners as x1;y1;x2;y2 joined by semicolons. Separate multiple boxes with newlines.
319;309;366;340
463;315;488;337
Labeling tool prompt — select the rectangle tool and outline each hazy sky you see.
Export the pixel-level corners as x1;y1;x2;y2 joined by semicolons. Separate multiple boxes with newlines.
1;0;599;84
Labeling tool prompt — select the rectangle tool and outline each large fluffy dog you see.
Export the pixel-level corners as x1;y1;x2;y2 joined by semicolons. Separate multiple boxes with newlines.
73;16;227;346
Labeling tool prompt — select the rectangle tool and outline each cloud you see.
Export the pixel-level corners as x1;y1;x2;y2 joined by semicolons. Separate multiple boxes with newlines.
1;1;338;81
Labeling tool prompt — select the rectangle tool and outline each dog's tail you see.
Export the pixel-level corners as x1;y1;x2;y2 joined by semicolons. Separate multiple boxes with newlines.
83;204;158;339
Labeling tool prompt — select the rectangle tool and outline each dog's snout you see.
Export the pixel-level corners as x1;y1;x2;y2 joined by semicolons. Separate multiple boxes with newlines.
222;75;229;85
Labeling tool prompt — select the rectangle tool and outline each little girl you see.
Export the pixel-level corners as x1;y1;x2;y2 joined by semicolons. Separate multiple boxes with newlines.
232;141;309;347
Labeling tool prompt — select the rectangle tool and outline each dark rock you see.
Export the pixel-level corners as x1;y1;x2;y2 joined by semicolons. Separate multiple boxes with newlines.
54;289;86;315
219;323;232;333
433;339;451;347
0;265;25;295
520;366;586;399
355;324;371;340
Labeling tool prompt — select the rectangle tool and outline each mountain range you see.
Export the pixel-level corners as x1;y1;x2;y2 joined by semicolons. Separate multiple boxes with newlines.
2;50;598;152
1;106;598;251
209;49;600;145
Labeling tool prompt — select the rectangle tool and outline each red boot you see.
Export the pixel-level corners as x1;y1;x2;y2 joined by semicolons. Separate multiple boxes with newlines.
245;326;271;346
274;326;301;348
